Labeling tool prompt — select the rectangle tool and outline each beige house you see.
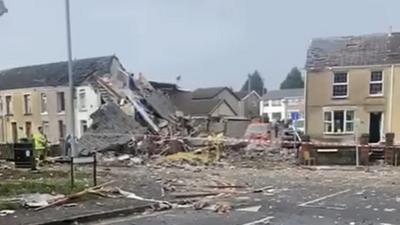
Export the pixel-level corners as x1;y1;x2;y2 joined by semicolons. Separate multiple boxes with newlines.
305;32;400;143
0;87;69;144
0;55;124;144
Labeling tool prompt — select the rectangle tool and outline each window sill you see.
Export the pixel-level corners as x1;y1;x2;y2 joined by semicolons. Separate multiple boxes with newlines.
367;94;384;98
323;132;354;136
57;111;66;115
79;109;88;112
24;113;33;116
40;112;48;116
5;114;13;117
331;96;348;100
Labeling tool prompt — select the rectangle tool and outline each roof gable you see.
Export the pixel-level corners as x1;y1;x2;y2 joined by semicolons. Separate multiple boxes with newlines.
192;87;239;100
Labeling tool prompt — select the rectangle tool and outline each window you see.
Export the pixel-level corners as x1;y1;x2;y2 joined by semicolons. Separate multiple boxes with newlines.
0;97;3;116
58;120;66;139
5;96;12;115
369;71;383;96
80;120;88;134
324;110;354;134
271;100;281;106
78;89;87;111
333;72;348;97
25;121;32;138
263;101;269;107
271;112;282;120
287;98;299;105
23;94;32;114
57;92;65;112
41;93;47;113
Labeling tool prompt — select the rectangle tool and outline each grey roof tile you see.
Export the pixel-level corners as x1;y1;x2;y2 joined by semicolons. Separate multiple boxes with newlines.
0;55;115;90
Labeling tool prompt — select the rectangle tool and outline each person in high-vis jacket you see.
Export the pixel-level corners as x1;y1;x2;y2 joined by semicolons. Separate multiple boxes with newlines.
33;126;48;165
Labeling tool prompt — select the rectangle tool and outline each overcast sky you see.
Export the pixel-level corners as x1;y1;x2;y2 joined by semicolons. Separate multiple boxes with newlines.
0;0;399;90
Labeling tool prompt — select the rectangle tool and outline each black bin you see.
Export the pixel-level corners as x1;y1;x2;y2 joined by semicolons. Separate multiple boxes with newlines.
14;143;34;169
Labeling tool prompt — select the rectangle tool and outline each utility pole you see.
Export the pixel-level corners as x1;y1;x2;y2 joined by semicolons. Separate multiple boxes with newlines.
65;0;76;158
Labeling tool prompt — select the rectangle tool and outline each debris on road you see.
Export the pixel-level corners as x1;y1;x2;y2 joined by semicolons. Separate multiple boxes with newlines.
20;193;65;208
35;181;115;211
0;210;15;217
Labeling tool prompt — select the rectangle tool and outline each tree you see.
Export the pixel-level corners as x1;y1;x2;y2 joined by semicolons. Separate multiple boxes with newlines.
280;67;304;89
240;70;265;96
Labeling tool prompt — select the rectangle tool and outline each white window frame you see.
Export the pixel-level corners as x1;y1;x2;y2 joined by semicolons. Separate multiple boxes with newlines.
57;91;66;113
23;94;32;114
323;109;355;134
271;100;282;107
332;72;348;98
5;95;12;115
369;71;384;96
40;93;48;114
78;89;87;111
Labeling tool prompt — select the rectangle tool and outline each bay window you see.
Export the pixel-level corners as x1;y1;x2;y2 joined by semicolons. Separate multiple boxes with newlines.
324;110;354;134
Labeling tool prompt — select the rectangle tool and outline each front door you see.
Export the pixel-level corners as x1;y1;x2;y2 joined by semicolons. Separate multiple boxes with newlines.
11;122;18;143
369;112;382;143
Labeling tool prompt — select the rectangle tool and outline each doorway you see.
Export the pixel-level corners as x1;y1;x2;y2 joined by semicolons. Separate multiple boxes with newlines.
369;112;382;143
11;122;18;143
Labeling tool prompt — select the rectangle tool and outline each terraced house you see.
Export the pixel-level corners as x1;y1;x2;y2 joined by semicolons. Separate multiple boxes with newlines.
0;55;126;144
305;32;400;143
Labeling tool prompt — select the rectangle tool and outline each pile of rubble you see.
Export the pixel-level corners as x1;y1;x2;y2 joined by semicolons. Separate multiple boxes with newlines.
77;71;296;166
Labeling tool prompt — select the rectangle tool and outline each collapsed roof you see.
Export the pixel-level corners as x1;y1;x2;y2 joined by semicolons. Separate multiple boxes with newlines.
305;32;400;71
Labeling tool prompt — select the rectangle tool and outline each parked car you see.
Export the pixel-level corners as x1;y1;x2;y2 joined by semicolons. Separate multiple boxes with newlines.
244;123;271;141
281;127;303;148
293;119;305;133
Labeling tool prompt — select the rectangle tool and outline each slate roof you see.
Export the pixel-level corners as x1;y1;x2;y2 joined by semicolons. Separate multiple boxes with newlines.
263;88;304;100
192;87;239;100
149;81;178;91
234;91;249;99
0;55;115;90
305;33;400;70
177;98;235;116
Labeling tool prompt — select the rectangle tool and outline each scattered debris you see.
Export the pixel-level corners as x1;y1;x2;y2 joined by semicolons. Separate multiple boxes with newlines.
20;193;65;208
236;205;262;212
35;181;114;211
0;210;15;216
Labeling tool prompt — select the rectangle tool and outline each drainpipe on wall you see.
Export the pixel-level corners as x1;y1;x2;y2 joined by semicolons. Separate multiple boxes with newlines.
303;69;308;134
388;65;395;132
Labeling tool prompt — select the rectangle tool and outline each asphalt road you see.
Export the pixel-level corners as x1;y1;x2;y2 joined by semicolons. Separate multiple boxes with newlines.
85;175;400;225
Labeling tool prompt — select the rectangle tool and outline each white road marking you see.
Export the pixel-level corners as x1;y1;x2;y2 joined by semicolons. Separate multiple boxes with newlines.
298;189;351;207
242;216;274;225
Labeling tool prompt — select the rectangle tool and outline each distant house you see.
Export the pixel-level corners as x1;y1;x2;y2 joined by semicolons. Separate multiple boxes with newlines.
0;55;127;143
178;99;236;118
191;87;240;115
235;91;261;119
260;89;304;122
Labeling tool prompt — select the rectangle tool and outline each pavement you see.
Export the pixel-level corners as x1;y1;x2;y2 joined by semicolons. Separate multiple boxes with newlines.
82;166;400;225
2;162;400;225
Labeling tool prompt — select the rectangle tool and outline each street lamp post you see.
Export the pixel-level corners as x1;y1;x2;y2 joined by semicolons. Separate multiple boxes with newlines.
65;0;76;157
65;0;77;187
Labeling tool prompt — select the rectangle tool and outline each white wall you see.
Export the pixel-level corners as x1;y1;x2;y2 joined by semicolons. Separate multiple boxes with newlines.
260;99;285;121
260;97;304;121
74;85;101;138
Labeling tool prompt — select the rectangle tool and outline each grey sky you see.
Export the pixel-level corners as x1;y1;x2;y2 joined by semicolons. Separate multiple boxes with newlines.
0;0;398;90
